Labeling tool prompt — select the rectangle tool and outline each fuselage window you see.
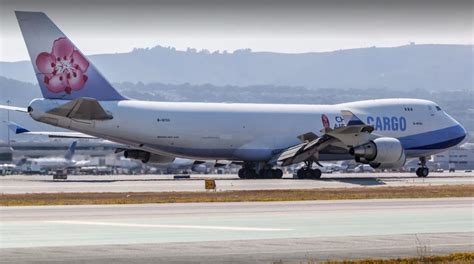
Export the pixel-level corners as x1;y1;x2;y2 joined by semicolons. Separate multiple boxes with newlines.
435;106;442;111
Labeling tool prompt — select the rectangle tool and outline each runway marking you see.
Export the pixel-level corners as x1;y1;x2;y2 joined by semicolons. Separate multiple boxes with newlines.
45;220;293;232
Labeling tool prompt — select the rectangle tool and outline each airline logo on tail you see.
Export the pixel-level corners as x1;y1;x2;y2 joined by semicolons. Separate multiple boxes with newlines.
16;11;125;101
36;38;90;94
321;114;330;129
64;141;77;161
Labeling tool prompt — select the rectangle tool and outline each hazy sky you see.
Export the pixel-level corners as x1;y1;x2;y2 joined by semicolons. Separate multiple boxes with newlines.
1;0;472;61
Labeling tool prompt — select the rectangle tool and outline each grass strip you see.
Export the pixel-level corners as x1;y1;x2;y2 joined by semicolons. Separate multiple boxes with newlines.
315;252;474;264
1;184;473;206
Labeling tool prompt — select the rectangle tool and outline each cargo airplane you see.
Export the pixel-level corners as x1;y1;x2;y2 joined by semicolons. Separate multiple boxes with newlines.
0;11;467;179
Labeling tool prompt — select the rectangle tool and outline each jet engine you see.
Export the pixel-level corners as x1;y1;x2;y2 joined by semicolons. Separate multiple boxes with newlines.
349;137;406;169
191;163;208;173
124;150;175;164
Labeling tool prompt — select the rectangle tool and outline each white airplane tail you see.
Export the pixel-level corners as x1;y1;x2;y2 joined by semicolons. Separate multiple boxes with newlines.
15;11;125;101
64;141;77;161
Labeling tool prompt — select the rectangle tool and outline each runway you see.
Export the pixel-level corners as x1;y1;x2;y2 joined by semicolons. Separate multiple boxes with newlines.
1;198;473;263
1;172;473;194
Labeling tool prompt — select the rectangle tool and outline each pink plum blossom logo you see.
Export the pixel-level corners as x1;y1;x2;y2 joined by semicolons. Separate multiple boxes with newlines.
35;37;89;94
321;114;330;129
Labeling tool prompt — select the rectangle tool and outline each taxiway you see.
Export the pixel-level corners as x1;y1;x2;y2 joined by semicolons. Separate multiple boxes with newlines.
0;172;473;194
1;198;472;263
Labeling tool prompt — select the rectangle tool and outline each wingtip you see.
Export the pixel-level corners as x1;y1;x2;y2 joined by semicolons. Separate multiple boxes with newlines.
341;110;366;126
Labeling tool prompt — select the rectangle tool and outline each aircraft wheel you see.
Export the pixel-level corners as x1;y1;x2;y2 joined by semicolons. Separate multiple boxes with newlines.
238;168;258;179
258;169;274;179
272;169;283;179
420;167;429;177
238;169;246;179
247;169;258;179
296;168;307;179
311;169;322;179
249;169;258;179
296;168;316;179
416;167;429;177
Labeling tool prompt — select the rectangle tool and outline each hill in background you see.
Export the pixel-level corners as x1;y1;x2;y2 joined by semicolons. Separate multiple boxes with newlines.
1;44;472;91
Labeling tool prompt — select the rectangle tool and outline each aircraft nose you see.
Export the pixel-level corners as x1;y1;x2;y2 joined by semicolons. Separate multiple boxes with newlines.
459;123;467;140
445;111;467;140
452;119;467;144
444;111;468;147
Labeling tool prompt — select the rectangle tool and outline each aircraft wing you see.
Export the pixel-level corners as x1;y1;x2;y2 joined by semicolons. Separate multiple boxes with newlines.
0;104;28;113
321;110;375;147
271;110;376;166
8;122;97;139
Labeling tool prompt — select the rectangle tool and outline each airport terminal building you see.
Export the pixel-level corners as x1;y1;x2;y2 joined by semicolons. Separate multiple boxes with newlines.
431;143;474;170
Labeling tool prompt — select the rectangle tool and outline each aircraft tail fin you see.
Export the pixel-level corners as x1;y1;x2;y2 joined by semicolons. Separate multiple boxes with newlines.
64;141;77;160
15;11;125;101
16;158;28;166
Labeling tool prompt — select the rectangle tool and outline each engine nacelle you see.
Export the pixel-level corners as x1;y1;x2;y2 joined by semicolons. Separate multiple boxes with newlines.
192;164;208;173
124;150;175;164
350;137;406;169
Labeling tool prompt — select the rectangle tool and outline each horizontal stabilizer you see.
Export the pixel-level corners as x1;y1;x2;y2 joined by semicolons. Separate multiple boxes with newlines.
33;131;97;139
0;104;28;113
47;97;113;120
7;122;30;134
6;121;96;139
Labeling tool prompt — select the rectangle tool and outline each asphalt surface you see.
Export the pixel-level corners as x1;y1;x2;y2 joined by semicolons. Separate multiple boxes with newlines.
1;172;473;194
1;198;473;263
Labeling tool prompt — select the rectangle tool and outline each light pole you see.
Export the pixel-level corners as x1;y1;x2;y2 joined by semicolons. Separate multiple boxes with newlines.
6;100;10;147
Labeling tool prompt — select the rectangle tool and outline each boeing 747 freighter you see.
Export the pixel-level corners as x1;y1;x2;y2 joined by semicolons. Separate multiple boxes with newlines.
0;11;467;179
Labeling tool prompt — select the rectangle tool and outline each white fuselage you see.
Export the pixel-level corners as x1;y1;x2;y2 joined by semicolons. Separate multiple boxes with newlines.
28;98;466;162
27;157;74;170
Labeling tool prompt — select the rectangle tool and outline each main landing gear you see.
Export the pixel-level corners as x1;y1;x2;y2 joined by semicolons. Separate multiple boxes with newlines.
416;156;429;178
238;162;283;179
295;161;322;179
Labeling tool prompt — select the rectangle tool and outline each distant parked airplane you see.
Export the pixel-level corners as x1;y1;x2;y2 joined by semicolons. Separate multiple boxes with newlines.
20;141;90;172
8;122;228;174
0;11;467;179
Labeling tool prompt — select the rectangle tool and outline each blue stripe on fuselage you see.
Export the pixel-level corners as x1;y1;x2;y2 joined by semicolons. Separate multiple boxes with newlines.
399;125;466;150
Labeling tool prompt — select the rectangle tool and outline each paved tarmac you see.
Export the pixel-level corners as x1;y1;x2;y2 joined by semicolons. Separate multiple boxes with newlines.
1;198;473;263
1;172;473;194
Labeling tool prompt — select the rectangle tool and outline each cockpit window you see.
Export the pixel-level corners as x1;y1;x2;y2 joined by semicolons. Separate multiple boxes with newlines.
435;106;442;111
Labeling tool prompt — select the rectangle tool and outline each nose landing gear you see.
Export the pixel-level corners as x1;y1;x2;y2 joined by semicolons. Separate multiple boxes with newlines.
416;157;429;177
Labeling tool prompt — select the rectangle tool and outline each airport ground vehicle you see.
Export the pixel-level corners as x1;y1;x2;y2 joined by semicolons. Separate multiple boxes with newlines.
0;11;467;179
53;169;68;180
